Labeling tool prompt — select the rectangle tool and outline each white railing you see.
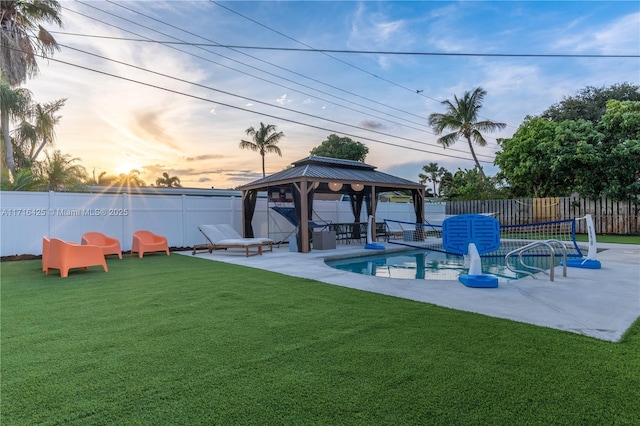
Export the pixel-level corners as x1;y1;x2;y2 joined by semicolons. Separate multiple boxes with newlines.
0;191;445;256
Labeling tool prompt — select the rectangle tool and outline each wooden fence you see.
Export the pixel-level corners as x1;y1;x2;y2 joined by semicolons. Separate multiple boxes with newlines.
446;196;640;235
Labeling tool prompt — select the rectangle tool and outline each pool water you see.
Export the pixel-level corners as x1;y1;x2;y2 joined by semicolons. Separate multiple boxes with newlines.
325;249;560;282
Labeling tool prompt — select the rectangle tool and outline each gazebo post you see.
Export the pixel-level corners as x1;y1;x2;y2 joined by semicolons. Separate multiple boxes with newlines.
370;185;377;241
299;181;310;253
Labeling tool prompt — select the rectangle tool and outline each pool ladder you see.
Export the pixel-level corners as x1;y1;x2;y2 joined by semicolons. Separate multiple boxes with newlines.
504;239;568;281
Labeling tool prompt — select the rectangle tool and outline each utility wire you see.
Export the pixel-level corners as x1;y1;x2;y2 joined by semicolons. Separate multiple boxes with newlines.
52;32;640;58
19;38;493;163
100;0;433;123
66;2;434;132
55;41;495;162
209;0;443;105
59;1;504;159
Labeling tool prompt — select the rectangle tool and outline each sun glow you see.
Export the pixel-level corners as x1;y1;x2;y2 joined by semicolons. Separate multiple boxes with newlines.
116;162;141;175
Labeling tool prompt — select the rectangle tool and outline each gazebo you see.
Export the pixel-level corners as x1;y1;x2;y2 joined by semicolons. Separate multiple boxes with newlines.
238;156;425;253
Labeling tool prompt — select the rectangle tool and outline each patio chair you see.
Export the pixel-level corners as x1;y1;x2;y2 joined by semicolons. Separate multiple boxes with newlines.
82;232;122;259
216;223;274;253
192;225;264;257
42;237;50;272
44;238;108;278
131;230;170;258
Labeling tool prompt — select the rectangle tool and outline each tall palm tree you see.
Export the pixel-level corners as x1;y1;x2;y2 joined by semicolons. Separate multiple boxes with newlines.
155;171;181;188
239;122;284;177
428;87;506;178
0;79;31;175
0;0;62;86
1;0;61;179
418;162;445;197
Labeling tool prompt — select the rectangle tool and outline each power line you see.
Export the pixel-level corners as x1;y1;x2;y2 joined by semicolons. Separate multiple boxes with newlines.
76;0;434;124
54;41;495;162
19;37;492;164
55;2;507;161
63;3;435;133
209;0;443;105
57;35;636;58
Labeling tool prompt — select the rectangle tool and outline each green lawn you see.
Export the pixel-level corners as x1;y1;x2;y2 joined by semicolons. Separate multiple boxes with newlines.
2;255;639;425
576;234;640;245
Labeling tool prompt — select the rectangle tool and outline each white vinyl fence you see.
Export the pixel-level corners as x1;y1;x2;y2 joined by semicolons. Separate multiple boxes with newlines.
0;191;445;256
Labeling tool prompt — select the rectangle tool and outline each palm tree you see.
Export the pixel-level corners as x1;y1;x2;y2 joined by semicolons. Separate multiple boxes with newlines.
0;0;62;86
428;87;506;178
1;0;62;179
0;79;31;176
89;170;119;186
155;172;181;188
11;97;65;167
0;167;44;190
418;162;446;197
239;122;284;177
40;150;87;191
29;98;66;162
117;169;146;188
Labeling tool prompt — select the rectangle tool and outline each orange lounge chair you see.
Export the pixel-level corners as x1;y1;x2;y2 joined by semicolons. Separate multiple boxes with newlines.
42;236;50;272
131;230;170;258
44;238;108;278
82;232;122;259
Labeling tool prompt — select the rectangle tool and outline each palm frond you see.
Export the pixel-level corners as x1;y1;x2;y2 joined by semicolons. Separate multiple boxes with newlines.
437;132;460;148
239;140;258;151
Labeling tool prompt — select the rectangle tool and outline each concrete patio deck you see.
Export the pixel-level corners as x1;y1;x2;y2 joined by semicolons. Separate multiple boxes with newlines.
181;242;640;342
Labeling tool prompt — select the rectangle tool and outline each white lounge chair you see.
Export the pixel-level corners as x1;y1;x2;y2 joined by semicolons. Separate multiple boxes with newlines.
216;224;274;253
192;225;264;257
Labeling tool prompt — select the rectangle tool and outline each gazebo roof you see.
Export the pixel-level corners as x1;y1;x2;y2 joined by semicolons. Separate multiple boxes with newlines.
238;156;422;191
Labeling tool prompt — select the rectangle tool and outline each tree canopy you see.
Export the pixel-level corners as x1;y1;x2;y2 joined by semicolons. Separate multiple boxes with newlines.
495;100;640;200
540;82;640;124
309;134;368;162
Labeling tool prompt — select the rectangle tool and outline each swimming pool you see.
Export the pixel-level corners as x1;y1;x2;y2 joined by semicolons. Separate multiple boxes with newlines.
325;249;559;282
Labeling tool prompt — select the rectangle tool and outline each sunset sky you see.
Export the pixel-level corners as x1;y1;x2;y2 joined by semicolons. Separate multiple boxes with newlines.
24;1;640;188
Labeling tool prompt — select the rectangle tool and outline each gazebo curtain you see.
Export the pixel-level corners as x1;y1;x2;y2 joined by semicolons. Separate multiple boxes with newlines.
411;189;424;223
242;189;258;237
291;182;314;252
349;192;365;239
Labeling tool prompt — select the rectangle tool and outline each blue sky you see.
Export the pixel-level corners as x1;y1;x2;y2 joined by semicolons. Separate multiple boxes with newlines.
25;1;639;188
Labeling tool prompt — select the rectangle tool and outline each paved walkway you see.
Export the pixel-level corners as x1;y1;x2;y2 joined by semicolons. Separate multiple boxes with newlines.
180;242;640;342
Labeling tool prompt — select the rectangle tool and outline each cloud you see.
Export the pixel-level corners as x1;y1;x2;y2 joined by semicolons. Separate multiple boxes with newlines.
134;109;178;148
276;94;291;105
349;3;409;47
360;120;388;130
552;12;640;54
184;154;224;162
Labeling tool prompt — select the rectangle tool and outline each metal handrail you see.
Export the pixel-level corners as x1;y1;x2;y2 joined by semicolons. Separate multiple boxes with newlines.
505;239;568;281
